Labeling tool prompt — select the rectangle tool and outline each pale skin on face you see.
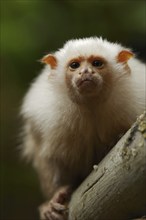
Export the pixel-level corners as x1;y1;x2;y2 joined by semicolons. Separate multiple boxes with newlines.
65;56;106;98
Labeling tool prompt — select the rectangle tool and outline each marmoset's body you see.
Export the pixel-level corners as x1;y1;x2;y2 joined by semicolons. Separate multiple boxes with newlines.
21;37;145;220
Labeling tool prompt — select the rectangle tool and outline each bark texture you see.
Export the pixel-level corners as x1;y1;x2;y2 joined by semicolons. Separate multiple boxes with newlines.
69;112;146;220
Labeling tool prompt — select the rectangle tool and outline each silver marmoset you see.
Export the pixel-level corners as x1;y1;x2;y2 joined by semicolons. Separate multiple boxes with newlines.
20;37;145;220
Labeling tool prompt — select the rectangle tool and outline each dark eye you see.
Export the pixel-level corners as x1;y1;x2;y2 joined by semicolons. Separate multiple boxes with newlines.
92;60;104;68
69;62;80;69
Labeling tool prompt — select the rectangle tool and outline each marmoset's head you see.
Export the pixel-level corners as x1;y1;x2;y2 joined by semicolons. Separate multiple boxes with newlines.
41;37;133;101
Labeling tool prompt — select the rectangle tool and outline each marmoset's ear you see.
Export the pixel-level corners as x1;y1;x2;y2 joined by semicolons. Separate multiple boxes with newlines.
117;50;134;63
41;54;57;69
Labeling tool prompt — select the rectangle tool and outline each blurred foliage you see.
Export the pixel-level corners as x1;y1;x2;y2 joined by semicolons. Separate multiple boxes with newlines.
0;0;145;220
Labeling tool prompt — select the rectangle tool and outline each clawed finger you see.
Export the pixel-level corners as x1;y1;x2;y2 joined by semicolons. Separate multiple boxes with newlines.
51;202;67;212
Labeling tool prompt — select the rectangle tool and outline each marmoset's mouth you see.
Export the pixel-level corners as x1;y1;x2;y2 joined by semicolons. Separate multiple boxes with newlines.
76;77;96;88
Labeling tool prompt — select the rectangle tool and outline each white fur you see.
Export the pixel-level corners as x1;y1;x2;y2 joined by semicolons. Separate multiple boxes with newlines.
21;37;145;185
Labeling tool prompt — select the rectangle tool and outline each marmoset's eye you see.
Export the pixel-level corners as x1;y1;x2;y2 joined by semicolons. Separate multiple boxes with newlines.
69;62;80;69
92;60;104;68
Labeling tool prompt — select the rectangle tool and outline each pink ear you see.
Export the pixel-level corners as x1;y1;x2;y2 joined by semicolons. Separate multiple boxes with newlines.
41;54;57;69
117;50;134;63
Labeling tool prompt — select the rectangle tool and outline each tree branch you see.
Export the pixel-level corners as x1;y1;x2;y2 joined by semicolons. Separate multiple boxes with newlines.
69;112;146;220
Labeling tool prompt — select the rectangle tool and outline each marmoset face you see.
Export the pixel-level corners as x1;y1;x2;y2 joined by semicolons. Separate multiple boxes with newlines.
41;38;133;100
65;55;110;97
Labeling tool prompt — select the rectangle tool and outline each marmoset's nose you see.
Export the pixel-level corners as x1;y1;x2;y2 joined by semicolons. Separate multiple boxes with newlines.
79;67;94;75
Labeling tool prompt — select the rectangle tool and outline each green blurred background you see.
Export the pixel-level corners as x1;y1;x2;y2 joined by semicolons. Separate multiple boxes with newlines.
1;0;145;220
